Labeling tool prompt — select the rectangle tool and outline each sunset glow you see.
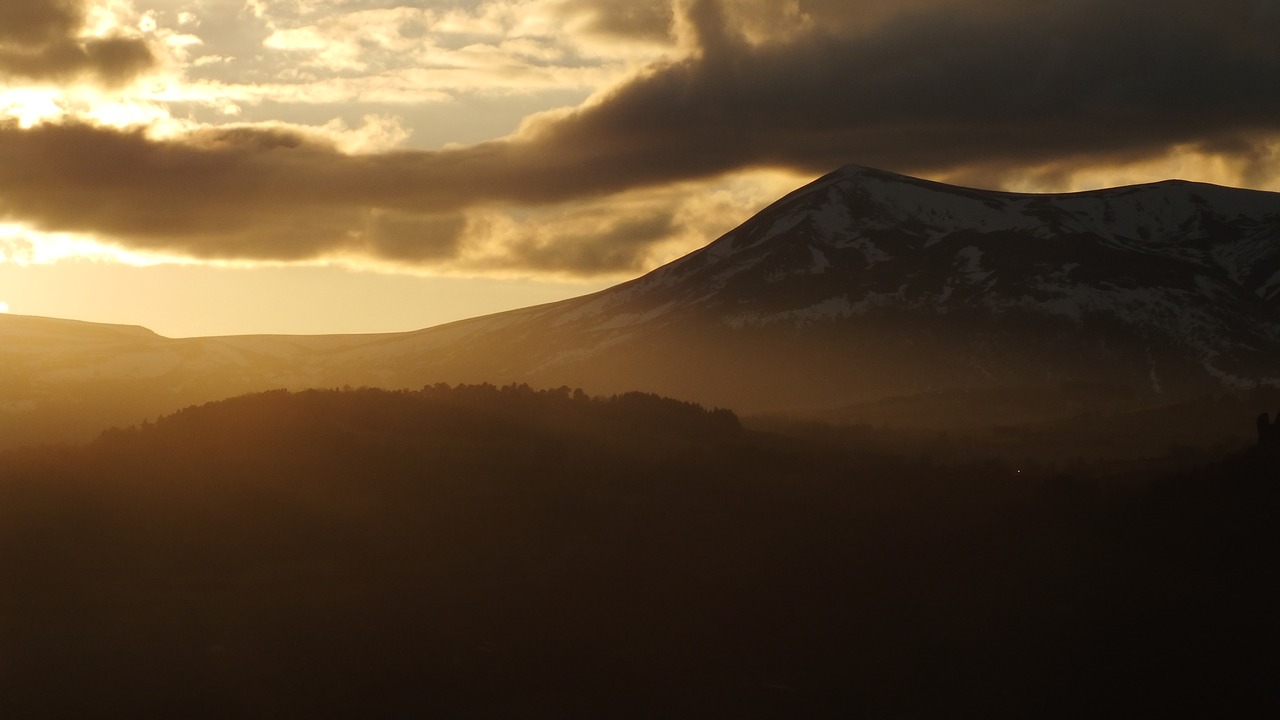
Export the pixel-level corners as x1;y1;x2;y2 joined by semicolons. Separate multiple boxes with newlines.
2;0;1278;336
2;6;1277;712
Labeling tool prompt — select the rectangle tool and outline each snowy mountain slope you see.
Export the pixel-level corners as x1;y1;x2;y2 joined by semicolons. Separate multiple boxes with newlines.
380;165;1280;406
550;166;1280;341
3;165;1279;447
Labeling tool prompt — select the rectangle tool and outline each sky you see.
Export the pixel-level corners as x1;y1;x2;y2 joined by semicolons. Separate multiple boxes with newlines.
1;0;1278;337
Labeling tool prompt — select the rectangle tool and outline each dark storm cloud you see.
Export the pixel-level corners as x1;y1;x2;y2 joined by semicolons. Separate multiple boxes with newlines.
2;0;1279;271
0;0;155;86
520;0;1280;186
0;119;671;270
0;121;472;261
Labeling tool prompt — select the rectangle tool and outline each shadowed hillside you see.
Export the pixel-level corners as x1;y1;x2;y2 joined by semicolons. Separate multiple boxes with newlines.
1;386;1275;718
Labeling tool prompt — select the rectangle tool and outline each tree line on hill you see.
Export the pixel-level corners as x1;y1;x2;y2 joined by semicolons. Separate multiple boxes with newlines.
1;384;1275;718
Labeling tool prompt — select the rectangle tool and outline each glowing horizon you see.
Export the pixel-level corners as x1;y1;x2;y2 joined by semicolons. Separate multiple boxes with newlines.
2;0;1278;336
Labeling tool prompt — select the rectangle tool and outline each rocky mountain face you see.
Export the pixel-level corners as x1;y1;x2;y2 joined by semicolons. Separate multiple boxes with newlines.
3;165;1279;447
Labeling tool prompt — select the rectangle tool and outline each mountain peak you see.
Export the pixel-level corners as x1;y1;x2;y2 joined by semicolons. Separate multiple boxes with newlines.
636;165;1280;291
829;163;905;180
590;165;1280;404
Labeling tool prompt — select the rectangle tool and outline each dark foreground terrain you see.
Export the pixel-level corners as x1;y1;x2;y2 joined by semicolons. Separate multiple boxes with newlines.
1;386;1275;718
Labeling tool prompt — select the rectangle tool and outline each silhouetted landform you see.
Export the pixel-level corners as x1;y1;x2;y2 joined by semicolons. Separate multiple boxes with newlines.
4;166;1279;454
1;386;1275;718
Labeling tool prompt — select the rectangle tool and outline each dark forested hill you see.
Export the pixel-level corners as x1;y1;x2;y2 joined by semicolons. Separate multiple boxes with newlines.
1;386;1275;718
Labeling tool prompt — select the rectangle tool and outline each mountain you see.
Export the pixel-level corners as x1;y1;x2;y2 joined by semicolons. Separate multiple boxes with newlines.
4;165;1280;448
389;165;1280;410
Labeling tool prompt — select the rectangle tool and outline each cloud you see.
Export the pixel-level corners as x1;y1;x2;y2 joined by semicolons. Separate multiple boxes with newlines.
2;0;1279;277
0;1;82;46
361;211;468;262
0;120;445;261
160;0;658;134
465;205;678;275
0;116;800;275
0;0;155;86
555;0;676;43
513;0;1280;188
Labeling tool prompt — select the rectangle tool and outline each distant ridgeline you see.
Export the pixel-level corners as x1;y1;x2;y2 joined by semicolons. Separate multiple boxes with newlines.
94;383;745;461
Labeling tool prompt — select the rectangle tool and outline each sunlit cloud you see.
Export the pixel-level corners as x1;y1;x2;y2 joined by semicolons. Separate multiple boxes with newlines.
0;87;65;126
0;222;191;267
1;0;659;138
237;1;651;102
0;159;805;285
355;168;810;279
2;0;1279;283
939;139;1280;195
0;220;356;274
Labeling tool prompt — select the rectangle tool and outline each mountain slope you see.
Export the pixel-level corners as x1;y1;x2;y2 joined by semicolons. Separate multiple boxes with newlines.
379;165;1280;409
3;165;1279;447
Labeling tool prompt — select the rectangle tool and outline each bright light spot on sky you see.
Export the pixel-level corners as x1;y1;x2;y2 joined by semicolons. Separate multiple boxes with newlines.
0;224;193;267
0;88;64;127
0;301;9;313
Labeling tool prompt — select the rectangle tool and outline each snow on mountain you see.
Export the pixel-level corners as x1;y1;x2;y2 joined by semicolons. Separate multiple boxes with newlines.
628;165;1280;312
451;164;1280;396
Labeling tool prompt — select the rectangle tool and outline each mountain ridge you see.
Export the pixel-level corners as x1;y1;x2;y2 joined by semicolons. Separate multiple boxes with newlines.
4;165;1279;448
377;163;1279;402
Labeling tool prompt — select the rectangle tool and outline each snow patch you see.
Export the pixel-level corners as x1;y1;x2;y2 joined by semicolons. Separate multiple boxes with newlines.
846;235;893;265
1201;360;1259;390
809;190;855;239
953;246;993;285
808;246;831;274
1257;270;1280;300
